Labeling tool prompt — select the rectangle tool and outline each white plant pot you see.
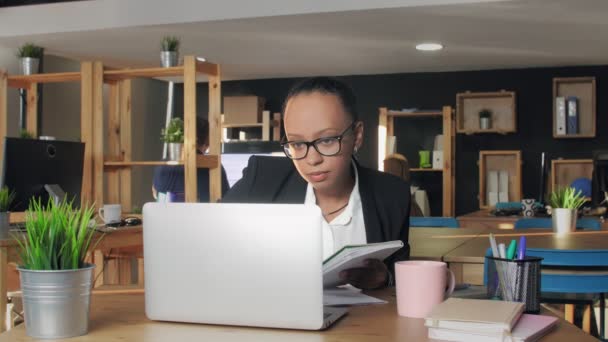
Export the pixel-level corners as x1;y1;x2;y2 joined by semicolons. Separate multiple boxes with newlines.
18;264;95;339
20;57;40;75
479;117;492;130
167;143;183;161
160;51;179;68
552;208;577;235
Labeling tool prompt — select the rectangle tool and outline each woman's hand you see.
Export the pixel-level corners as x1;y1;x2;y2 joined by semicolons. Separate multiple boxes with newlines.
339;258;388;290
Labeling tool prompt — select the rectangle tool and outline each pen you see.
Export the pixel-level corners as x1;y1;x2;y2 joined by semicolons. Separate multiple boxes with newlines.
489;233;499;258
506;240;517;260
498;243;507;259
517;236;526;260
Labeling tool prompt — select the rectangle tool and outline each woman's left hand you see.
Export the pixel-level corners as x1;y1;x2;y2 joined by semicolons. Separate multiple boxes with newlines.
339;258;388;290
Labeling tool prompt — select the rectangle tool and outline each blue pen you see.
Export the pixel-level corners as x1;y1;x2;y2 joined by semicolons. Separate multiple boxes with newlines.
517;236;526;260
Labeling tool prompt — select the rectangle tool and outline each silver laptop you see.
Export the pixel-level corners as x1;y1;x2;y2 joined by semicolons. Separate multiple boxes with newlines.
143;202;347;330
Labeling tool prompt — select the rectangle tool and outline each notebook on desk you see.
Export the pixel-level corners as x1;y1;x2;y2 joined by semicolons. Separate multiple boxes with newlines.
143;202;347;330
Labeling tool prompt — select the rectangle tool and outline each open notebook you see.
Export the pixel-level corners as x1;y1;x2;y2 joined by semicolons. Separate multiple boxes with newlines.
428;314;558;342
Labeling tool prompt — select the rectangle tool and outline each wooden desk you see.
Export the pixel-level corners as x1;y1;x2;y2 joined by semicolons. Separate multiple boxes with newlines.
444;229;608;285
457;210;519;229
409;227;489;260
0;289;596;341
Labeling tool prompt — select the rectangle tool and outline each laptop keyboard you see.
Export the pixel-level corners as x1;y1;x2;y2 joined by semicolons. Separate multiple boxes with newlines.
323;312;332;319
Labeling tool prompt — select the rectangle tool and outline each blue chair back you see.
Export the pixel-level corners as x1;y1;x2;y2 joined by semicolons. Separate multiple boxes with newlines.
514;217;600;230
409;217;459;228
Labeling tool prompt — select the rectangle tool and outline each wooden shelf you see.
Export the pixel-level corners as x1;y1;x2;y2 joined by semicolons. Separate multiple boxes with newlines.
479;150;522;209
551;159;593;193
378;106;455;216
456;90;516;134
104;155;219;169
104;60;218;81
222;123;264;128
410;168;443;172
553;77;596;139
7;72;81;88
386;110;443;118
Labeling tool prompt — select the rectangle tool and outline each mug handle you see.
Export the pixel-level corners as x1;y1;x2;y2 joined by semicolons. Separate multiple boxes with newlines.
445;268;456;298
98;207;105;222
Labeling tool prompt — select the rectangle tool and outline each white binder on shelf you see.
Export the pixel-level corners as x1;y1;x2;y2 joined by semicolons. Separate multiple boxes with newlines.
555;96;566;136
487;171;499;207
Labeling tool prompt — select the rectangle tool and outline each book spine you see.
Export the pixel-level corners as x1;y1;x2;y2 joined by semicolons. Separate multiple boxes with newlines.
555;96;566;135
566;96;578;135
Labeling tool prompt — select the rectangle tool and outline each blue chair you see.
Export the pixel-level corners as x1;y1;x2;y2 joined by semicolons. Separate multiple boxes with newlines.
409;217;459;228
514;217;601;230
484;247;608;338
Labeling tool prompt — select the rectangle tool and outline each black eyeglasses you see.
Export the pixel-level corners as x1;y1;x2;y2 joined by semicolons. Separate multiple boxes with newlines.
281;122;356;160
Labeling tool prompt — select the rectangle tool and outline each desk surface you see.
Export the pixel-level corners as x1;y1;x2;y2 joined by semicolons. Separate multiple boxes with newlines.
0;289;596;342
409;226;488;260
445;229;608;263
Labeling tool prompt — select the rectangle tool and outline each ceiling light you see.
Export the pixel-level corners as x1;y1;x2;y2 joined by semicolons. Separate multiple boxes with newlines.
415;43;443;52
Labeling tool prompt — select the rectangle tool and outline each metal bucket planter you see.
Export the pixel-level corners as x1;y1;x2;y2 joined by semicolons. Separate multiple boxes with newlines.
20;57;40;75
167;143;183;161
552;208;577;235
160;51;179;68
18;264;95;339
0;212;9;239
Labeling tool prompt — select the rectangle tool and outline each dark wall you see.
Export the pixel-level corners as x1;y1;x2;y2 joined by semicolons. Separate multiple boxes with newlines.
175;64;608;216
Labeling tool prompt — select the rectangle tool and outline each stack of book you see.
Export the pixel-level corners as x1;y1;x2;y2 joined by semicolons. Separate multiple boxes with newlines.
425;298;558;342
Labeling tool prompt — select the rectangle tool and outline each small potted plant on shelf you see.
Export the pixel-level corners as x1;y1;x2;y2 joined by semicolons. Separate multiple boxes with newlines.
0;186;16;239
16;43;44;75
14;198;100;338
161;117;184;161
549;187;587;234
160;36;180;68
479;109;492;130
19;129;35;139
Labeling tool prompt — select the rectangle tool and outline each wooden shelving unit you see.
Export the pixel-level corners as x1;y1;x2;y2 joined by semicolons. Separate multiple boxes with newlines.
0;56;222;209
221;110;281;142
100;56;222;206
552;77;596;139
478;150;522;209
456;90;517;134
551;159;593;200
378;106;455;216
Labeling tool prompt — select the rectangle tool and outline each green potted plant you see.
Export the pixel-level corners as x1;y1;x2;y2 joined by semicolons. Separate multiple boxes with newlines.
0;187;16;239
479;109;492;130
19;129;35;139
160;36;180;68
161;117;184;161
14;198;100;338
16;43;44;75
549;187;587;234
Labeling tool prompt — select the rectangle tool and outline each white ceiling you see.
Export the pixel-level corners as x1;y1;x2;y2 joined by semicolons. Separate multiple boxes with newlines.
1;0;607;80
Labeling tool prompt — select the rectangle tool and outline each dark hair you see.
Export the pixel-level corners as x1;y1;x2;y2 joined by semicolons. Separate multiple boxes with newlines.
196;116;209;146
282;77;358;121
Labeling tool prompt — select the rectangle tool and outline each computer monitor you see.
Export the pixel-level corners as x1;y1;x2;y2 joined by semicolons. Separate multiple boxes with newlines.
1;138;85;211
592;150;608;207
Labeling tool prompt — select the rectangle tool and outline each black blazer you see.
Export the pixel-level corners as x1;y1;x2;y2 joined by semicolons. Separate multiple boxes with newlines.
222;156;411;274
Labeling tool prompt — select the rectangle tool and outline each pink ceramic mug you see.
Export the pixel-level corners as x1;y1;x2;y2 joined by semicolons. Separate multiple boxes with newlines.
395;260;455;318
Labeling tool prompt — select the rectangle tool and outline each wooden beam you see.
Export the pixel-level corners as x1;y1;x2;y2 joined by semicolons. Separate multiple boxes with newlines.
103;155;219;168
104;66;184;82
195;60;219;77
26;82;38;138
378;107;388;171
0;71;7;174
183;56;198;203
208;66;222;202
80;62;94;208
119;80;132;211
93;62;104;207
442;106;455;217
7;72;80;87
106;82;120;204
273;112;281;141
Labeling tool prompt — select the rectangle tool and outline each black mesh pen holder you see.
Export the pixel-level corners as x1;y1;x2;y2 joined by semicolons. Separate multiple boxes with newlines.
486;256;543;313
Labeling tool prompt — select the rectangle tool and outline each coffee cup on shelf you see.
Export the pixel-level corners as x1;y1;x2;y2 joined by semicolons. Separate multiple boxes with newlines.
98;204;122;224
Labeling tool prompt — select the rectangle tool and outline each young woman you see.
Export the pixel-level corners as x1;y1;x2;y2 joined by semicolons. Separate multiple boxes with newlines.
223;77;410;289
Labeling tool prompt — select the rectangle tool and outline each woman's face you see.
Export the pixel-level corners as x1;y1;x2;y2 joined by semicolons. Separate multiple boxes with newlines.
283;91;363;194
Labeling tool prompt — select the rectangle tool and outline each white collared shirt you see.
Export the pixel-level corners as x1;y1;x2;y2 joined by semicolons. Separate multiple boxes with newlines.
304;162;367;260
